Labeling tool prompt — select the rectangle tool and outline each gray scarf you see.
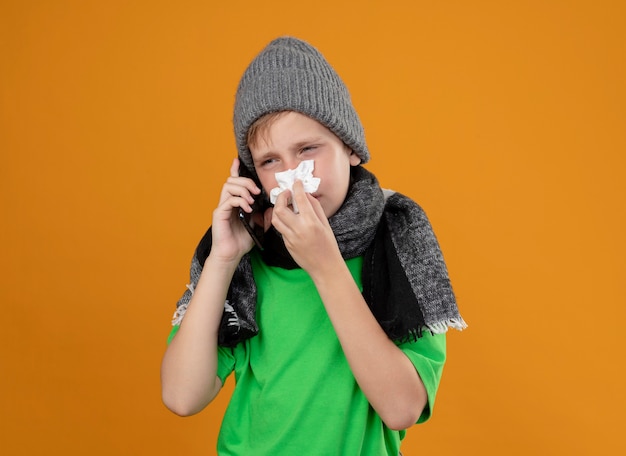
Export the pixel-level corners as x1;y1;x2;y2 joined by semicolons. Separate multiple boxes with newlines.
172;166;466;347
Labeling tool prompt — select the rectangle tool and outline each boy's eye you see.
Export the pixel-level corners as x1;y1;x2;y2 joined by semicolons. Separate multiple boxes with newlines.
301;145;318;153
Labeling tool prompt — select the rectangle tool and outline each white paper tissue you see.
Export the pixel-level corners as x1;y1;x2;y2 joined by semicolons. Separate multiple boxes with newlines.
269;160;321;213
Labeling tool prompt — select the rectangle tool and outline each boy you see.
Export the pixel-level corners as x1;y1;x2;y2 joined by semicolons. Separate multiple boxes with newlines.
161;37;465;455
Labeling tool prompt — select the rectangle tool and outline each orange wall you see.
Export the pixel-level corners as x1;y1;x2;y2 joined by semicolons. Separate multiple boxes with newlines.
1;1;624;454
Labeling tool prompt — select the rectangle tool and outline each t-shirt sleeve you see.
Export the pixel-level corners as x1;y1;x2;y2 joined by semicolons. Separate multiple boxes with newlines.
167;324;180;345
167;325;236;385
216;346;236;384
398;332;447;424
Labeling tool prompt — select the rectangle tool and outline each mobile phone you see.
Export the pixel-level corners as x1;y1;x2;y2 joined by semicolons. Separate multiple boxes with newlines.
238;208;264;250
238;159;269;250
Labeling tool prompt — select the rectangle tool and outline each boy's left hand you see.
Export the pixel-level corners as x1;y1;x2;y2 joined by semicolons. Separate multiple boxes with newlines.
271;180;341;274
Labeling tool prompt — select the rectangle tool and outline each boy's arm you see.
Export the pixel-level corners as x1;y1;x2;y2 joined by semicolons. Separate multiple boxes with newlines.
272;182;427;430
160;255;238;416
161;158;259;416
312;261;427;430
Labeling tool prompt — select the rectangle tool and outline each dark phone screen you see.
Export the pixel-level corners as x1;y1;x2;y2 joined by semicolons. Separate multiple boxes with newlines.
238;158;269;249
238;159;270;213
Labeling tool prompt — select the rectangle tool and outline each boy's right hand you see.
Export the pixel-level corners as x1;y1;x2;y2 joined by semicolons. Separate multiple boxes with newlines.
209;158;262;263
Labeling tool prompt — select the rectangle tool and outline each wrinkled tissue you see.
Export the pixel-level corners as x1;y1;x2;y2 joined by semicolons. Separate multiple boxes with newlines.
269;160;321;213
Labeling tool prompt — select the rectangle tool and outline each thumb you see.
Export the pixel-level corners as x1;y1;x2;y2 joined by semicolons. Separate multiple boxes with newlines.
307;193;329;225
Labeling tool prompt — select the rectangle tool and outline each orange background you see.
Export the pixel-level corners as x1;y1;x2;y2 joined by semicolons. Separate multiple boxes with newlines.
1;1;624;454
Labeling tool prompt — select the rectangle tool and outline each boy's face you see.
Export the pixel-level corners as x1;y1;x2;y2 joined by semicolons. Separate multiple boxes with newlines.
249;111;361;219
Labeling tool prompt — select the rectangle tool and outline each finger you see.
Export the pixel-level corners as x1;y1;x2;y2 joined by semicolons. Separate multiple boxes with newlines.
230;157;240;178
307;193;328;224
226;157;259;199
271;190;295;231
291;180;311;214
221;181;255;205
273;188;292;215
231;157;262;195
227;176;262;196
217;195;254;215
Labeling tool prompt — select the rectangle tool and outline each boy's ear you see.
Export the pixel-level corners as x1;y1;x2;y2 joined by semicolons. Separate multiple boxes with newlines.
349;150;362;166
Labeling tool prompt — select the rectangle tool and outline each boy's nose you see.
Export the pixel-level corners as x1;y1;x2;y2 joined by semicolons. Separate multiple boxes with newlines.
282;157;300;171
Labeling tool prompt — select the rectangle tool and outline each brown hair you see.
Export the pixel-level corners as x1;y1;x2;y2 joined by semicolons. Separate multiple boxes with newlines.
246;111;290;151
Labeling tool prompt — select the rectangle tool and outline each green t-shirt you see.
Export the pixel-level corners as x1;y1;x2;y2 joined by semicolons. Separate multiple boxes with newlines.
169;252;446;455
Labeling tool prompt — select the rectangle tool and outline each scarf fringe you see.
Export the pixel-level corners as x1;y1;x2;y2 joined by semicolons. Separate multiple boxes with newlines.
171;283;195;326
223;301;241;328
426;317;468;334
400;318;468;343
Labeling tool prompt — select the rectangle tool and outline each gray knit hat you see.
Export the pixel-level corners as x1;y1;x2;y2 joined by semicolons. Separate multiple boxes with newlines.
234;36;369;172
